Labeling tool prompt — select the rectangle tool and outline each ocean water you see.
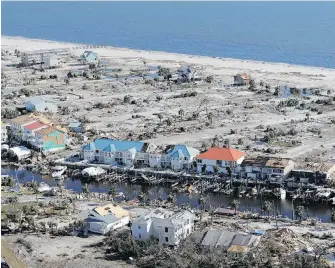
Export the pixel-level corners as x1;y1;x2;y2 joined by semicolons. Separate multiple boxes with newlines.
2;2;335;68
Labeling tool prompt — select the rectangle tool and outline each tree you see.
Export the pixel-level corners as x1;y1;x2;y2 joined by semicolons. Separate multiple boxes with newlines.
306;112;310;121
231;199;240;214
213;165;220;174
295;206;305;221
178;109;185;121
165;117;172;126
274;86;280;96
330;208;335;222
157;114;163;124
64;78;70;85
82;183;90;196
207;112;213;125
201;164;207;174
138;192;147;206
249;79;256;91
32;181;39;201
263;201;273;218
226;166;232;178
109;186;117;202
260;81;264;88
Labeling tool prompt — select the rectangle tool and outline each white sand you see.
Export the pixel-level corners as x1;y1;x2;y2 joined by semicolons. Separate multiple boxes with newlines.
2;35;335;90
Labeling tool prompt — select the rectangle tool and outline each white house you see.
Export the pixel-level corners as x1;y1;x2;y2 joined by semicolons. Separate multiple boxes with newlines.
148;145;199;171
10;115;37;141
86;204;130;234
82;138;156;167
80;50;98;65
44;54;61;68
240;156;294;181
131;209;195;246
196;147;246;174
22;121;48;144
1;121;9;144
25;96;58;113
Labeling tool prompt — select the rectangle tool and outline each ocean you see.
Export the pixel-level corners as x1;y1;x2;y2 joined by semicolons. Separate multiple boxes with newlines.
1;2;335;68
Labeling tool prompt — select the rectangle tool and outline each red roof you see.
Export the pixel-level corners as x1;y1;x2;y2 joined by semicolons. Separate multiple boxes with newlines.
24;121;46;131
197;147;245;161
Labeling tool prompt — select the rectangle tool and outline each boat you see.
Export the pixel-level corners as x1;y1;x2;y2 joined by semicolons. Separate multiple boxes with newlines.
82;166;106;177
274;188;286;200
37;182;51;193
51;166;67;178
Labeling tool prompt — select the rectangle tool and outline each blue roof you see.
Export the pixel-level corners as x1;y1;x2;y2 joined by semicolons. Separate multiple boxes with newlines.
68;122;82;128
19;146;30;151
83;138;144;152
168;145;190;158
250;229;265;235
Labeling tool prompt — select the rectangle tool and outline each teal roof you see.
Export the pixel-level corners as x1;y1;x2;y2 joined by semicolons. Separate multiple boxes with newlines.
83;138;144;152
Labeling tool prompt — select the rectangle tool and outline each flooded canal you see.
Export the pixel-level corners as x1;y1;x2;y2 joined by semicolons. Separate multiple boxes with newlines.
2;165;333;222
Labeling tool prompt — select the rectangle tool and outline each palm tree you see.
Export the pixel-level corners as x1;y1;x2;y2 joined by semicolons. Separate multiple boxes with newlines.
166;118;172;126
295;206;305;221
201;164;207;174
213;165;220;175
82;183;90;197
178;109;185;121
108;186;117;202
306;112;310;121
157;114;163;124
207;112;213;125
32;181;39;202
259;81;264;89
263;201;273;218
231;199;240;214
138;192;147;207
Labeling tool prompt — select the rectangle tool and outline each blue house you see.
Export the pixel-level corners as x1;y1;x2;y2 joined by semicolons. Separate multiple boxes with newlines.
81;51;98;64
82;138;146;166
68;122;85;133
167;144;200;171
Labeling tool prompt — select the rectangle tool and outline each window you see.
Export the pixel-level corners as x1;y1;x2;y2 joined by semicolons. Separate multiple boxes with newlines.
216;160;222;165
165;227;168;233
139;234;141;239
184;157;188;160
138;226;141;229
95;150;99;153
197;159;202;164
165;237;169;242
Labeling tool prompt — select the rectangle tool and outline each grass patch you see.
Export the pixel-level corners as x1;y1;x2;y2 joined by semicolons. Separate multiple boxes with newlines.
1;239;27;268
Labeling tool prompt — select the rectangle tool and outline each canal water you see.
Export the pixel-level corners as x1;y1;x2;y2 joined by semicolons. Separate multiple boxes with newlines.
1;165;332;222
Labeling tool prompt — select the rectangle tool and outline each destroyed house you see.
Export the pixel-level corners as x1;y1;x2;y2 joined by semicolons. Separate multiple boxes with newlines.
201;229;261;252
87;204;130;234
240;156;294;181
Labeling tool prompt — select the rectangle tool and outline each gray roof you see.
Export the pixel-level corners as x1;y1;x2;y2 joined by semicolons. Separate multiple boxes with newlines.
201;229;257;248
201;229;222;247
231;233;254;247
87;210;117;224
217;231;237;247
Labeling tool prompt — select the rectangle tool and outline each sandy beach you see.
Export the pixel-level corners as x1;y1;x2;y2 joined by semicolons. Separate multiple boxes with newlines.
2;35;335;89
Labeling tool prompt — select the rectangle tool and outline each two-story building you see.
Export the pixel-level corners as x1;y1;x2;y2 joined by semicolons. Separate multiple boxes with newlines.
10;115;37;141
22;121;48;144
1;121;9;144
196;147;245;174
240;156;294;181
82;138;156;167
34;127;67;152
131;209;195;246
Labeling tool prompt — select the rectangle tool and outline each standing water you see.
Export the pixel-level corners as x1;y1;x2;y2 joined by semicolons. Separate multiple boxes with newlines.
2;165;333;222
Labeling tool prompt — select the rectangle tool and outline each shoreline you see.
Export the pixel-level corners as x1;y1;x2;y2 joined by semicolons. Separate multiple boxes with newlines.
2;35;335;73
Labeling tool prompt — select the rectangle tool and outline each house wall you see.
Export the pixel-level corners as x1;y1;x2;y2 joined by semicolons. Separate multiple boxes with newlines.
43;130;66;151
197;156;245;174
1;126;8;143
171;157;193;171
149;154;171;168
131;220;152;240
